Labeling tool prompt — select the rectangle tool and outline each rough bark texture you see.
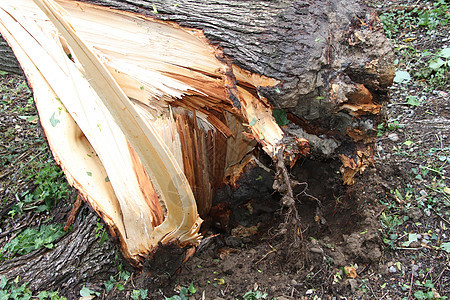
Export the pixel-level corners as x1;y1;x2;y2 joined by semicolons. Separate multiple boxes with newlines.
0;206;118;297
0;35;22;75
78;0;393;117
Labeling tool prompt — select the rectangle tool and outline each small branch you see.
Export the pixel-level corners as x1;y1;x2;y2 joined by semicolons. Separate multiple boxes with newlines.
64;194;84;231
255;243;277;264
407;264;414;300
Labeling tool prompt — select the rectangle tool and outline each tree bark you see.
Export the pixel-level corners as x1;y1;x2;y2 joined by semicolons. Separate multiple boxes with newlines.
0;206;118;298
0;35;22;75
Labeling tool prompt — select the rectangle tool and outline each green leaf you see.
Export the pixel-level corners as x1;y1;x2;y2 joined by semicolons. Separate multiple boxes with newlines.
405;96;420;106
404;140;413;146
0;277;7;289
86;172;92;177
49;113;60;127
119;270;130;281
429;58;445;71
116;283;125;291
438;47;450;59
440;242;450;253
139;289;148;299
105;177;110;182
402;233;419;247
414;290;426;300
79;286;93;297
99;231;109;246
179;287;188;296
188;283;196;294
272;109;289;127
393;70;411;84
0;290;10;300
44;243;54;249
37;291;49;300
438;155;447;161
424;280;434;289
26;115;38;122
21;293;32;300
104;276;115;292
131;290;139;300
152;3;158;14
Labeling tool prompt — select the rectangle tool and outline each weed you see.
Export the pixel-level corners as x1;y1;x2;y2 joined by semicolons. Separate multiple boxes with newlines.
380;1;450;39
0;276;66;299
80;286;100;298
0;224;66;259
243;290;268;300
10;161;69;215
131;289;148;300
166;283;196;300
413;278;448;299
96;219;109;246
377;121;404;136
415;48;450;87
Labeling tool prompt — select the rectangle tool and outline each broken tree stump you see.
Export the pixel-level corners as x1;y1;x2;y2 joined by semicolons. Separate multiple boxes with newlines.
0;0;394;267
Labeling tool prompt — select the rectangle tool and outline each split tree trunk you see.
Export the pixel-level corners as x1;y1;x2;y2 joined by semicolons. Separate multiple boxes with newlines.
0;0;394;272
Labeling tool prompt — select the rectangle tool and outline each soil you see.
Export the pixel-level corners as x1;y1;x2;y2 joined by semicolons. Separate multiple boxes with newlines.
0;0;449;299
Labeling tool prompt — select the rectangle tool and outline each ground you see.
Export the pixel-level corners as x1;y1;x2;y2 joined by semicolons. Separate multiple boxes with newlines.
0;0;449;299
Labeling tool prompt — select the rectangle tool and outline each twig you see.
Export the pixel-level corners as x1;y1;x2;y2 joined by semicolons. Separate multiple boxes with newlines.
407;265;414;300
255;246;277;264
0;218;33;239
396;247;423;250
367;282;379;300
64;194;84;231
430;207;450;226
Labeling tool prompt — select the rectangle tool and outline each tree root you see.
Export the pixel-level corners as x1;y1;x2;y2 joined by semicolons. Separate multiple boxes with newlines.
274;149;306;260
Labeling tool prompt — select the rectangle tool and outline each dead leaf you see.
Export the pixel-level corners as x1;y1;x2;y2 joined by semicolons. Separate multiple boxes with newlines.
344;266;357;278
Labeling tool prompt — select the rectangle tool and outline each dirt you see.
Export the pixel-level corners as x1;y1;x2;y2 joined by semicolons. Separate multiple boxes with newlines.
0;0;449;299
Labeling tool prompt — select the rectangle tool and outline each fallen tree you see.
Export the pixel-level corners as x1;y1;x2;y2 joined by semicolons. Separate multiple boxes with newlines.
0;0;394;276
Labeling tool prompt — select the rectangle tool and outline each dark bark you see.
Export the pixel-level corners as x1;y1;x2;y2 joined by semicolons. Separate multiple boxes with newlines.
0;206;118;298
0;35;22;75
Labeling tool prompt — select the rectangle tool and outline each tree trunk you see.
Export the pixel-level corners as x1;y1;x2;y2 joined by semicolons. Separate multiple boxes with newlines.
0;0;394;268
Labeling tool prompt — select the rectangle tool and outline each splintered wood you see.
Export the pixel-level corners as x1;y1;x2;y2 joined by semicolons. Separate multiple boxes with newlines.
0;0;290;265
